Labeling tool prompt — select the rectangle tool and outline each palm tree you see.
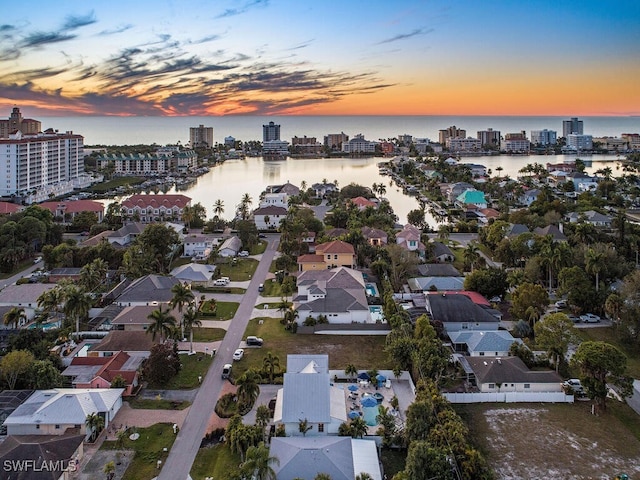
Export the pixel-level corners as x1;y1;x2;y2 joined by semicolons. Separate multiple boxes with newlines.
585;248;605;292
146;306;176;343
350;416;368;438
255;404;272;442
3;307;26;329
85;412;105;442
344;364;358;382
213;199;225;218
182;305;202;353
240;442;279;480
103;461;116;480
181;205;195;229
262;352;281;383
37;288;63;319
463;243;481;272
80;258;108;291
63;285;93;335
236;369;262;408
170;283;195;338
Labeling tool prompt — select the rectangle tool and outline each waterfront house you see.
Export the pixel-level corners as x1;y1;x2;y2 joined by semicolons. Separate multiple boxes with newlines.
294;268;369;324
348;196;377;211
312;182;338;198
121;194;191;223
3;388;124;439
446;182;474;203
252;205;288;230
455;189;487;209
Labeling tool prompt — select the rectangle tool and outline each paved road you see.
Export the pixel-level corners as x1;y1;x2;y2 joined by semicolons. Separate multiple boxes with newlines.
0;261;41;290
158;234;279;480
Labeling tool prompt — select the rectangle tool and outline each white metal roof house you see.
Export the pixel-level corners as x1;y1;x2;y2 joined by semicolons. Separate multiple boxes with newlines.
273;355;347;437
217;236;242;257
3;388;123;439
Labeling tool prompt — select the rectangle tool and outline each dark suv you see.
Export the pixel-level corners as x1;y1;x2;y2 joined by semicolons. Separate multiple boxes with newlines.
246;336;264;346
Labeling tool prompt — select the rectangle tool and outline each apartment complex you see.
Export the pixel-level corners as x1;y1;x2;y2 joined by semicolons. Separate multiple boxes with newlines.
291;136;322;155
96;150;197;175
189;124;213;148
502;132;530;153
531;129;557;145
342;134;377;154
324;132;349;150
439;126;466;145
448;137;482;152
562;117;584;137
0;128;84;202
0;107;41;138
477;128;501;148
566;134;593;151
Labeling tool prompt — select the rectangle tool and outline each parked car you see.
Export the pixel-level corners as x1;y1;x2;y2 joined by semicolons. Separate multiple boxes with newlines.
562;378;585;396
580;313;601;323
259;234;267;238
213;279;228;286
219;276;230;284
258;283;264;292
554;300;567;309
567;314;580;323
232;348;244;361
222;363;232;379
33;256;42;264
238;250;249;257
246;336;263;346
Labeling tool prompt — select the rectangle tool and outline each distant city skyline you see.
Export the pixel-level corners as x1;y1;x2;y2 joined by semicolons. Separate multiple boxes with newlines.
1;1;639;117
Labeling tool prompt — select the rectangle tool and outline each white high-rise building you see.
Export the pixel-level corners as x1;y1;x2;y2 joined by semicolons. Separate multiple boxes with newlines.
531;129;557;145
566;134;593;151
0;130;84;202
189;124;213;148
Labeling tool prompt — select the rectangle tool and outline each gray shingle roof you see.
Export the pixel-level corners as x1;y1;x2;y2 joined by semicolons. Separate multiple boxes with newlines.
467;356;563;385
449;330;521;354
116;275;180;304
270;437;354;480
427;294;498;324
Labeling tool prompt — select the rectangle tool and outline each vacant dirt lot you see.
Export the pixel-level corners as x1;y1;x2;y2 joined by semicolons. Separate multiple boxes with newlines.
457;402;640;480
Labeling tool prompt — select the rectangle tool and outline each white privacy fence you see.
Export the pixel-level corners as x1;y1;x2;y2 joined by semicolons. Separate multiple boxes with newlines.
443;392;574;403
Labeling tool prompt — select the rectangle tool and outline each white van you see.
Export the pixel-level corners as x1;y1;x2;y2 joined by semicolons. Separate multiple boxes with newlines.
219;277;230;284
213;279;227;286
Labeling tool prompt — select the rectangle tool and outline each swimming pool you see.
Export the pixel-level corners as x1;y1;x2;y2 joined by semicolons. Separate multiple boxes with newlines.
369;306;384;323
27;320;61;331
365;283;379;297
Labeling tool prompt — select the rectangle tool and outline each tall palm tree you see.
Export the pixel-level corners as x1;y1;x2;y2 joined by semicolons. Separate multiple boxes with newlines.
170;283;195;338
182;305;201;353
181;205;195;228
262;352;281;383
240;442;279;480
463;243;481;272
37;288;63;319
344;364;358;382
85;412;105;442
63;285;93;335
213;199;225;218
146;306;176;343
3;307;26;329
585;248;605;292
80;258;108;291
236;369;262;408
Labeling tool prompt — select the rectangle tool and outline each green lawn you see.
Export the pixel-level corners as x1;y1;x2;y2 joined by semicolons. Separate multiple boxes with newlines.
127;398;190;410
231;316;393;379
88;176;145;193
192;327;226;342
260;279;288;297
199;301;239;320
190;443;241;480
250;240;267;255
153;353;213;389
577;326;640;378
215;258;259;281
101;423;177;480
193;286;246;294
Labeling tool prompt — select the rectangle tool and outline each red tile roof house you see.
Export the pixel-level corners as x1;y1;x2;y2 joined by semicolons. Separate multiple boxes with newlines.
39;200;104;223
348;196;377;211
62;351;142;396
120;194;191;223
314;240;356;269
0;201;24;215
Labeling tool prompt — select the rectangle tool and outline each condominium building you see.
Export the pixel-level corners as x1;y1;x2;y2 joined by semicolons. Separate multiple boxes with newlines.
477;128;501;148
562;117;583;137
96;150;197;176
189;124;214;148
439;126;466;145
502;132;530;153
0;107;41;138
262;140;290;158
324;132;349;150
263;121;281;142
447;137;482;152
291;136;322;155
622;133;640;151
0;129;84;202
566;134;593;151
531;129;557;145
342;134;377;154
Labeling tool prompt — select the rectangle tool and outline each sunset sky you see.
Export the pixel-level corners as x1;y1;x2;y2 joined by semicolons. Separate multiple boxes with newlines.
1;0;639;117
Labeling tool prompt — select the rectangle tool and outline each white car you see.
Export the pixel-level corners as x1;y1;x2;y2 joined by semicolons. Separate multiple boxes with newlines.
580;313;601;323
232;348;244;361
238;251;249;257
554;300;567;309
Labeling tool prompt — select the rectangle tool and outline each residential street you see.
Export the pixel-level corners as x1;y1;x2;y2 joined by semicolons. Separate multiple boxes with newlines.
157;234;279;480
